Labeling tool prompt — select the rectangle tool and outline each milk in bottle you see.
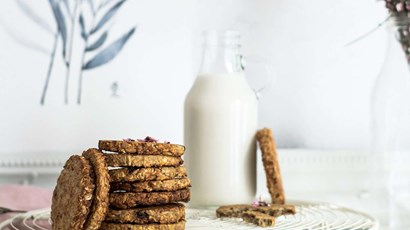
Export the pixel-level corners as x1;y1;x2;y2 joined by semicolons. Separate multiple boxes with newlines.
184;31;257;206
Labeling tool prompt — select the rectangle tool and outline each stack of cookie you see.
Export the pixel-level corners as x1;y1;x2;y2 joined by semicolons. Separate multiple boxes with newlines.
51;137;190;230
99;137;190;229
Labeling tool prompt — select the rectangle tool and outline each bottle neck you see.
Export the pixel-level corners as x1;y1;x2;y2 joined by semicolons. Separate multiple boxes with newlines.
199;31;243;75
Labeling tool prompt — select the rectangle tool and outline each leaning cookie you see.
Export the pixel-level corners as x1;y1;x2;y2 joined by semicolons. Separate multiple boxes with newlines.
110;178;191;193
105;154;183;167
99;221;186;230
105;203;185;224
99;140;185;156
82;148;110;230
256;128;285;205
51;155;95;230
109;189;190;209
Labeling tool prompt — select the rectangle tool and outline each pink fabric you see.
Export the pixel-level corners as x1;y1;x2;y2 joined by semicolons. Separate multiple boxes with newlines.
0;185;52;223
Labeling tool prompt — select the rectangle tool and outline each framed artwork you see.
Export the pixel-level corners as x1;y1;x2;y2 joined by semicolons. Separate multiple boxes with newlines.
0;0;193;162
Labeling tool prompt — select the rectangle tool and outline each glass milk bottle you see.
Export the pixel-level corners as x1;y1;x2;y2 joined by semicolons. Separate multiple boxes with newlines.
184;30;257;206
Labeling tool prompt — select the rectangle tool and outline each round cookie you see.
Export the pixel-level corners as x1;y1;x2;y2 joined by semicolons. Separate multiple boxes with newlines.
105;203;185;224
51;155;95;230
110;178;191;193
99;140;185;156
109;189;191;209
105;154;183;167
99;221;186;230
82;148;110;230
109;166;187;182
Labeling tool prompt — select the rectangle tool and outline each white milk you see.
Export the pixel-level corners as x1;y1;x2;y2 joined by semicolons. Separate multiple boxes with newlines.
184;72;257;206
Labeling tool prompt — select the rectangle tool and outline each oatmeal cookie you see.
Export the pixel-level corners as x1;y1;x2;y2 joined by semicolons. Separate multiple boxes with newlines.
105;203;185;224
256;128;285;204
99;140;185;156
105;154;183;167
216;204;296;218
109;167;187;183
242;211;276;227
51;155;95;230
109;189;190;209
110;178;191;193
82;148;110;230
99;221;185;230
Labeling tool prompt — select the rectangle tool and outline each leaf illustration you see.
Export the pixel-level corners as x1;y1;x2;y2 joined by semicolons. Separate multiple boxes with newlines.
62;0;70;11
49;0;68;58
90;0;126;34
85;32;108;52
98;0;113;11
62;0;72;19
83;27;135;70
87;0;96;15
79;14;87;40
16;0;54;34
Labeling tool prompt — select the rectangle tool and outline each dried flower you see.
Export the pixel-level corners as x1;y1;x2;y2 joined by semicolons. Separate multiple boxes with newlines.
252;200;259;208
406;2;410;11
385;0;410;63
396;2;404;12
123;138;135;142
137;136;159;143
135;136;170;143
252;197;270;207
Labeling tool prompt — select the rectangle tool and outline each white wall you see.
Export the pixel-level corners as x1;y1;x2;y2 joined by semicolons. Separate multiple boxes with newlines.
0;0;388;156
193;0;387;149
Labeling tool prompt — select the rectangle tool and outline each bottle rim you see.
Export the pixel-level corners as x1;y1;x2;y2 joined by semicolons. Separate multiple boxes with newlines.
202;30;241;47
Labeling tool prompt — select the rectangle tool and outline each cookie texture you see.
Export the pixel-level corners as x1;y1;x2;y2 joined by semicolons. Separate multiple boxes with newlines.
242;211;276;227
105;203;185;224
105;154;183;167
99;140;185;156
110;178;191;193
109;167;187;183
258;204;296;217
99;221;185;230
51;155;95;230
256;128;285;204
109;189;191;209
216;204;296;218
82;148;110;230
